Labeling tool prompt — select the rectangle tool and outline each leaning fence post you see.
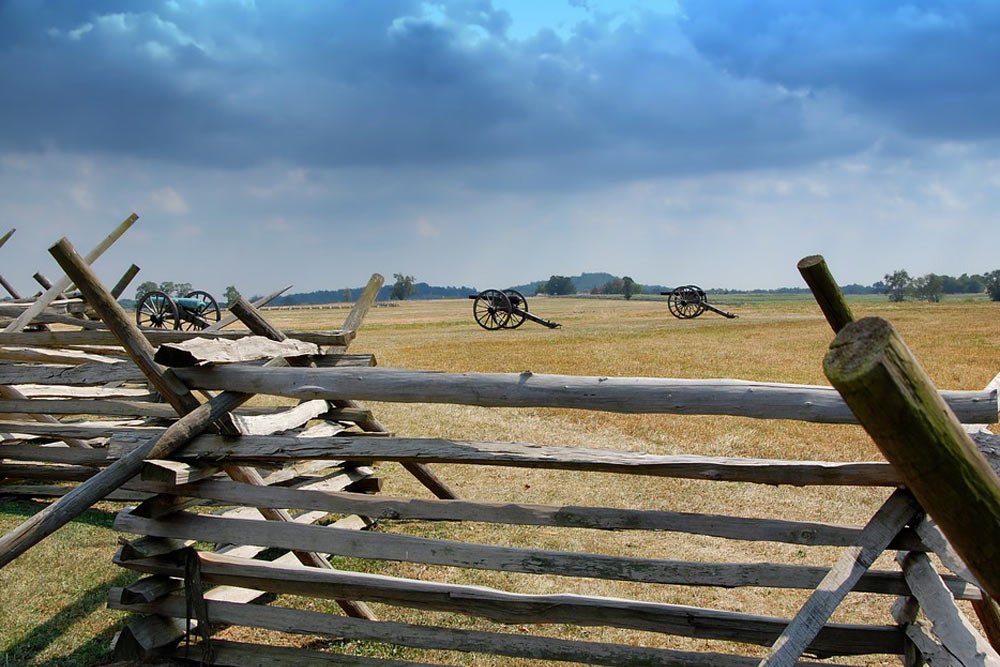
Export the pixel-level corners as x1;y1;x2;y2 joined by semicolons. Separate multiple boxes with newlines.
797;255;854;333
824;316;1000;600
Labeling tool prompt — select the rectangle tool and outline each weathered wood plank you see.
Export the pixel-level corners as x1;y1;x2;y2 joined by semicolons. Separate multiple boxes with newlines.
0;397;369;421
153;336;320;367
168;366;998;424
112;548;951;648
202;284;293;332
112;509;970;599
0;328;350;348
0;361;146;385
12;384;155;399
172;639;455;667
759;489;921;667
825;317;1000;601
0;420;159;439
0;444;113;465
0;484;152;501
898;551;1000;667
108;591;899;661
129;476;928;551
0;462;100;481
229;399;329;436
140;460;221;485
109;432;901;486
0;346;118;365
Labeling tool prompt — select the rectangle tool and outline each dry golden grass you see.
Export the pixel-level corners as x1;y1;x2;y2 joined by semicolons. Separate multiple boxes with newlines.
2;293;998;665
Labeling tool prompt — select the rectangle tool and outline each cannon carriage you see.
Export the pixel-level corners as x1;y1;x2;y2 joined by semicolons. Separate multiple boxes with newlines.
469;289;561;330
135;289;221;330
662;285;737;319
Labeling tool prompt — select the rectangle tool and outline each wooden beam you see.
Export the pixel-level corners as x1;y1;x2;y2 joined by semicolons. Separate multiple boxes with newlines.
126;476;933;552
108;591;901;661
167;365;998;424
898;551;1000;667
758;489;921;667
0;397;369;421
171;639;457;667
112;548;913;653
797;255;855;333
825;317;1000;601
111;508;967;599
0;327;350;348
110;264;140;299
0;271;22;299
204;284;293;332
49;237;201;416
152;336;319;367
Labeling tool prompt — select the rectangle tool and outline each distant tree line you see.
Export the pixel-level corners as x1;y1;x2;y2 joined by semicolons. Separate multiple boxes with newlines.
135;281;194;301
881;270;1000;302
589;276;641;300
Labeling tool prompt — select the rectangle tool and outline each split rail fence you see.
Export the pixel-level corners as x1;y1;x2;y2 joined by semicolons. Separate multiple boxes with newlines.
0;228;999;667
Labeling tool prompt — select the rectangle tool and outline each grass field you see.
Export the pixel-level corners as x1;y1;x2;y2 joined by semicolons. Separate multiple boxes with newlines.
2;293;998;666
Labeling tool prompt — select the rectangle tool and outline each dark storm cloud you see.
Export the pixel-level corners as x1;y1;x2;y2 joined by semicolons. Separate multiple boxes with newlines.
679;0;1000;141
2;0;990;181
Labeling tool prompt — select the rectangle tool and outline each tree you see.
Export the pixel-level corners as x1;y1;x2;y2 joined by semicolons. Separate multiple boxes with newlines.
136;281;197;302
539;275;575;295
342;288;353;302
985;270;1000;301
135;281;158;301
223;285;241;306
602;277;625;295
391;273;415;300
883;270;912;302
913;274;944;302
622;276;639;301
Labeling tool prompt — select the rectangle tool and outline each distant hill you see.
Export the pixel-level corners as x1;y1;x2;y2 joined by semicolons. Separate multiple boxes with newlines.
271;282;478;305
507;272;670;295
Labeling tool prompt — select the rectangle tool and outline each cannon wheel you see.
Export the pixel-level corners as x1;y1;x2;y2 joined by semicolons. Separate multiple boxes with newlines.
181;290;221;331
667;285;707;319
502;289;528;329
136;290;180;330
473;289;512;330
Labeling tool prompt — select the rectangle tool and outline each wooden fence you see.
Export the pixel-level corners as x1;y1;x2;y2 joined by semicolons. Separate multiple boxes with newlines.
1;235;999;666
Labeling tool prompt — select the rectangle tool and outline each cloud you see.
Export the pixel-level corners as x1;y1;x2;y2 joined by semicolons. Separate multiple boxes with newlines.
70;184;96;210
0;0;898;185
678;1;1000;142
150;186;189;214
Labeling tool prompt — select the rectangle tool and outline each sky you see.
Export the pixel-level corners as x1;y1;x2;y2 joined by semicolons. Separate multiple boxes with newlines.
0;0;998;297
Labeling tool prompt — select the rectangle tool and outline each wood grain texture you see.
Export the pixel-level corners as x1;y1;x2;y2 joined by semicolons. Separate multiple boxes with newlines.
108;432;902;486
168;365;998;424
898;551;1000;667
825;317;1000;601
759;489;921;667
110;509;966;599
108;591;900;662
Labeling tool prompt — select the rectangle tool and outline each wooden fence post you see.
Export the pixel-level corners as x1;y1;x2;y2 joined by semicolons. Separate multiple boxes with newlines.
797;255;854;333
824;316;1000;600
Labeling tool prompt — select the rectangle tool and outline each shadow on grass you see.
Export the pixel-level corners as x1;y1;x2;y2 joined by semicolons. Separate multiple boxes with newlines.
1;570;138;666
0;499;119;530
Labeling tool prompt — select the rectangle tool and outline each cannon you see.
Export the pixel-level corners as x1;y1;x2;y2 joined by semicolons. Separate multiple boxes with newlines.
136;290;221;330
469;289;561;330
661;285;737;319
